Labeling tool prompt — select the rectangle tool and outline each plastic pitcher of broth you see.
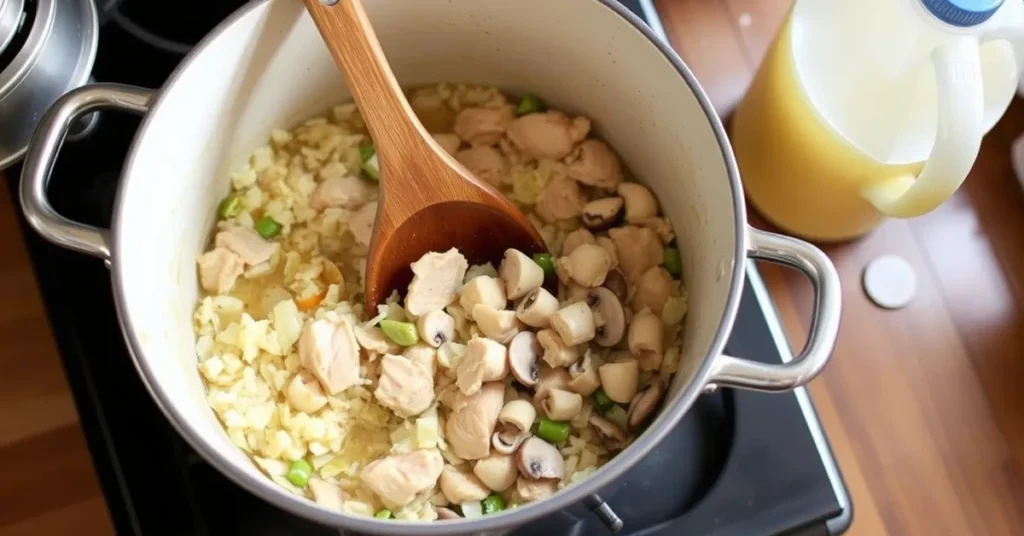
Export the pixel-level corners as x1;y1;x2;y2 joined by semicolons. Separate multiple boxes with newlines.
732;0;1024;242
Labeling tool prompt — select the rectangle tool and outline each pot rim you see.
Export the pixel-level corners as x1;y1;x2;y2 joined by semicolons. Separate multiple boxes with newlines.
109;0;748;533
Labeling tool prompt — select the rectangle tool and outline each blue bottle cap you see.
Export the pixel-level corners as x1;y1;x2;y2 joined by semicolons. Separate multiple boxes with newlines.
920;0;1005;26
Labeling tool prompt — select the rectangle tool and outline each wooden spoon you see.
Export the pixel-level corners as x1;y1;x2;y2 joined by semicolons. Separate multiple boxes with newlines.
303;0;547;311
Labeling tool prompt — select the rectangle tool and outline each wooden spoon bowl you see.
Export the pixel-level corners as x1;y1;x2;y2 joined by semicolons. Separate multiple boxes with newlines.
303;0;547;310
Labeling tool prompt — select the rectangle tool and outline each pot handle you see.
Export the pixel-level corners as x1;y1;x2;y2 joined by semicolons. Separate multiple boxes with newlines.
20;83;154;261
708;227;842;391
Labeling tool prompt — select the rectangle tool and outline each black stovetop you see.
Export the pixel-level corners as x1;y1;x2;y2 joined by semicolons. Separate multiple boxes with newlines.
4;1;851;534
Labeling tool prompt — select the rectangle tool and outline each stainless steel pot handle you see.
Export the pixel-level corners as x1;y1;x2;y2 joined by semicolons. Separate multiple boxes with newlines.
20;83;154;261
708;227;842;391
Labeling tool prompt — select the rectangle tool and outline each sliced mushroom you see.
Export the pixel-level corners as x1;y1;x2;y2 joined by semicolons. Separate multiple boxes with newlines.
499;249;545;300
508;331;542;386
587;287;625;347
628;380;666;430
598;358;639;403
492;399;536;454
558;244;611;288
602;268;629;304
472;304;520;343
515;437;565;480
417;309;456;348
457;336;510;395
632;266;673;316
558;281;591;305
617;182;658;223
536;328;579;368
515;287;560;328
460;276;507;319
534;365;572;399
550;302;596;346
436;507;461;520
286;371;329;413
516;476;559;503
561;228;596;256
567;352;601;396
589;414;627;449
628;308;664;371
440;465;491;504
581;197;624;231
473;454;519;492
540;388;584;421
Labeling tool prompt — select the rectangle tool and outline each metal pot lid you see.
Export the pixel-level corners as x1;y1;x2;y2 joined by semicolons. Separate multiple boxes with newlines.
0;0;26;57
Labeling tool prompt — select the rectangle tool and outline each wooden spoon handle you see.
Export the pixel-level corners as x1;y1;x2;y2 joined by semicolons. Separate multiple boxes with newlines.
302;0;428;154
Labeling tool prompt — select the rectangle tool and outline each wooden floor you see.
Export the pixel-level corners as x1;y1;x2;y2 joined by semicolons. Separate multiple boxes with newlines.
655;0;1024;534
2;1;1024;534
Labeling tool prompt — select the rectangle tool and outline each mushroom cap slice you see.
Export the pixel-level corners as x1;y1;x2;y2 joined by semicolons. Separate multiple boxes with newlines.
589;414;627;447
597;358;639;403
473;453;519;492
492;431;528;454
436;506;461;520
588;287;626;347
628;380;666;430
581;197;624;230
492;399;536;454
602;268;629;304
508;331;542;386
515;437;565;480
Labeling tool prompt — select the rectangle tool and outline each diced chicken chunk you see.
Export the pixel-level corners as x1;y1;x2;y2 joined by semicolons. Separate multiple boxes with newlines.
439;465;491;504
609;225;663;284
456;145;508;186
506;111;590;161
453;105;516;147
310;176;374;211
309;478;348;511
298;318;362;395
360;449;444;508
197;247;244;294
446;382;505;460
566;139;623;190
215;226;278;266
432;133;462;156
536;177;586;223
405;249;469;316
374;354;435;418
348;201;377;248
403;344;438;377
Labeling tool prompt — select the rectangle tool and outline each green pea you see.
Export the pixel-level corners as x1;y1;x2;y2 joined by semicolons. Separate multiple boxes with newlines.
515;94;546;116
359;141;376;162
362;153;380;182
379;319;418;346
218;194;243;219
286;459;312;488
374;509;393;519
254;216;282;239
532;253;555;277
592;388;615;414
482;494;505;515
537;418;570;444
663;247;682;277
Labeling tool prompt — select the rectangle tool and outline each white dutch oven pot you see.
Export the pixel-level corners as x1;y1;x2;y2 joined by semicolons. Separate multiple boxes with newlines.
19;0;842;534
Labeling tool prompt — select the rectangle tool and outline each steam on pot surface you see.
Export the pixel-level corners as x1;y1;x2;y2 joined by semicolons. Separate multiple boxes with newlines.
191;84;689;521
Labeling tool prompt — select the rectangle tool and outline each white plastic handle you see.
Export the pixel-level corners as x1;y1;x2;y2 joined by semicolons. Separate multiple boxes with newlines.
862;38;984;218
